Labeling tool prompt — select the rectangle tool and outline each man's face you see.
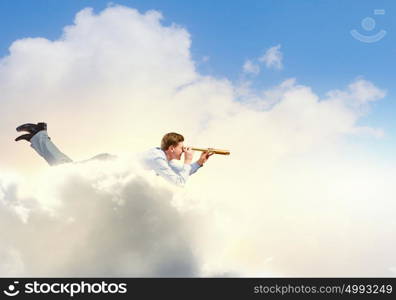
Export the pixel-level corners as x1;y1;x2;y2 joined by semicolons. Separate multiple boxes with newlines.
169;142;184;160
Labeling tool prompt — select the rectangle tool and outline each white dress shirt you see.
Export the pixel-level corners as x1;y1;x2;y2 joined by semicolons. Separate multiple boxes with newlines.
141;147;201;186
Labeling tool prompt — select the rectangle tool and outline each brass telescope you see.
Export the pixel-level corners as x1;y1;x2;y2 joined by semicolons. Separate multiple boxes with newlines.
191;147;230;155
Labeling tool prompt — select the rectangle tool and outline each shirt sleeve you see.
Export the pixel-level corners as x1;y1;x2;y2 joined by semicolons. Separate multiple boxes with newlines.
153;156;193;186
189;162;202;175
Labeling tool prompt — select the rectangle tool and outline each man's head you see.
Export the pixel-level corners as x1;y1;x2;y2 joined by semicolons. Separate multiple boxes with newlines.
161;132;184;160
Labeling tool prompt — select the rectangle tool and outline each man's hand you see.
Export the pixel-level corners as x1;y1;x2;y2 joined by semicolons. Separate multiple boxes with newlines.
183;147;194;164
197;151;214;166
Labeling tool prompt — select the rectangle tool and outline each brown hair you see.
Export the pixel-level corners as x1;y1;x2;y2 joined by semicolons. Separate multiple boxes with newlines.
161;132;184;151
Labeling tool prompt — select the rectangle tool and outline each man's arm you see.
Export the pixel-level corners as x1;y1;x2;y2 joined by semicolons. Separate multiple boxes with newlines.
151;149;213;186
190;150;214;175
189;162;202;175
153;156;193;186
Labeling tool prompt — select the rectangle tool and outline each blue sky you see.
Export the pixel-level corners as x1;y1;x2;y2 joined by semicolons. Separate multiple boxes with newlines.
0;0;395;156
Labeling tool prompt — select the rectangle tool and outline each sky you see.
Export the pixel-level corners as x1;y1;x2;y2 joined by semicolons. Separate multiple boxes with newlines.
0;0;395;277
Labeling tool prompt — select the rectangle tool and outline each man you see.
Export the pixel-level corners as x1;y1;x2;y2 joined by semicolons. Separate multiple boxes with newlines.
141;132;213;186
15;122;212;186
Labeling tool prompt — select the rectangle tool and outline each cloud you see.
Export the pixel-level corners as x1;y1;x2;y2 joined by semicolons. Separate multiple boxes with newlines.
0;5;394;277
259;44;283;70
326;78;386;107
236;78;297;110
0;6;198;173
242;59;260;75
0;159;200;276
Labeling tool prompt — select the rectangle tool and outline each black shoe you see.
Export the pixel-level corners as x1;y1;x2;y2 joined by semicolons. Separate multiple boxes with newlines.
16;122;47;133
15;133;34;142
15;122;47;142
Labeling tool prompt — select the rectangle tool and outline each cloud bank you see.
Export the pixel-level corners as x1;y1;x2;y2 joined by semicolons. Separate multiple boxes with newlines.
0;5;394;277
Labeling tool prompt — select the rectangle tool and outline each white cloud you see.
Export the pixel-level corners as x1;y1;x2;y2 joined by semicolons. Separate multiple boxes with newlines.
259;44;283;70
237;78;297;110
326;78;386;107
242;59;260;75
0;5;394;277
0;159;200;276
